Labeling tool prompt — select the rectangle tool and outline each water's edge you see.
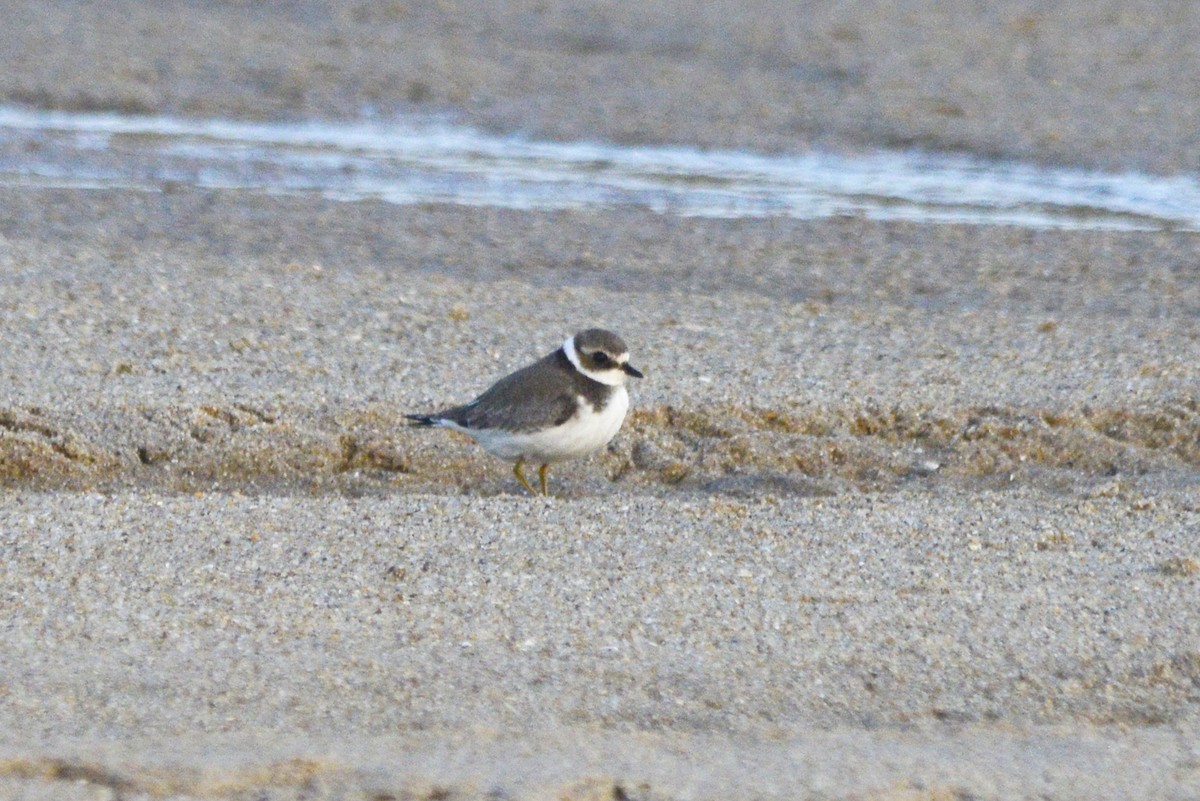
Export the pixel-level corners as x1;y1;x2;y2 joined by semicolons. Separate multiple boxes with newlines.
2;105;1198;232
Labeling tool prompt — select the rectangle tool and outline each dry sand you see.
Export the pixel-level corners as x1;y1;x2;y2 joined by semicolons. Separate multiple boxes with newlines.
2;2;1200;799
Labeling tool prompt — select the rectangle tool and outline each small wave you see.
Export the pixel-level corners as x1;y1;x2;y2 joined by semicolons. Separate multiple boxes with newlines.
1;105;1198;231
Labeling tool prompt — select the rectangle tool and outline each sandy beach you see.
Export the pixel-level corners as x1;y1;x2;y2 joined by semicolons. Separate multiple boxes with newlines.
2;2;1200;799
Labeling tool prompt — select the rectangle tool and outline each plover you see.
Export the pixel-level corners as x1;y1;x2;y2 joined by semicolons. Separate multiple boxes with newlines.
406;328;643;495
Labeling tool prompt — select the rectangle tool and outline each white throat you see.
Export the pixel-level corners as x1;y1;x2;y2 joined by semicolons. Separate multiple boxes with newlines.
563;335;625;386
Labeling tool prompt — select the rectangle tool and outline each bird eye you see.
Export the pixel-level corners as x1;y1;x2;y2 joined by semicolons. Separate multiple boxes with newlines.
591;351;610;365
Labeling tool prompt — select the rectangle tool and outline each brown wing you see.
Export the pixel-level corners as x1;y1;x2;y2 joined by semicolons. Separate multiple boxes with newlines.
435;350;580;432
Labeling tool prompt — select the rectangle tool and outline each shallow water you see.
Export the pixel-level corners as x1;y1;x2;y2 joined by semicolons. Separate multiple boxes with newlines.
1;105;1199;231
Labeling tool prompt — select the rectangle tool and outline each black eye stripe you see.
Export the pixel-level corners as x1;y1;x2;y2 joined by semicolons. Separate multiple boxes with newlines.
591;351;610;364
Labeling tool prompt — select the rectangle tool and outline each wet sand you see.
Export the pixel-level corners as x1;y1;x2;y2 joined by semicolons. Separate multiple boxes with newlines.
3;1;1200;174
2;2;1200;799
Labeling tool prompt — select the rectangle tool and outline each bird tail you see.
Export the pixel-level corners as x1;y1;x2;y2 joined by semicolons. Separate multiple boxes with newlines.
405;414;439;427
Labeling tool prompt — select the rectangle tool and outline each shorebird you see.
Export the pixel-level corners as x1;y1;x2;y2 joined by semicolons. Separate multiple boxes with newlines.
406;328;643;495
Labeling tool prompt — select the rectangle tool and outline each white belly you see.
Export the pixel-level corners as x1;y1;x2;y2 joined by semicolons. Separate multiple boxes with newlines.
455;388;629;463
